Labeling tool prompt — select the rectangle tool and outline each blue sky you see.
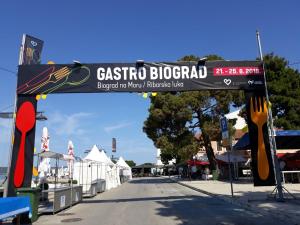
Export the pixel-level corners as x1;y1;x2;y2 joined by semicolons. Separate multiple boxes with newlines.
0;0;300;166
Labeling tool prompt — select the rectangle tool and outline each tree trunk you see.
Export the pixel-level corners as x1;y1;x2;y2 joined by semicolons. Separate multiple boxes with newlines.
202;132;217;171
197;111;217;171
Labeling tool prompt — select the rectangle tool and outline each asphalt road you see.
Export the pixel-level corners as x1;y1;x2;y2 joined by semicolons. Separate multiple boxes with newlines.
35;177;287;225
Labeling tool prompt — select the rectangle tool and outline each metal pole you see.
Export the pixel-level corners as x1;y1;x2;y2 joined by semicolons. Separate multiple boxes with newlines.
78;161;81;185
97;163;99;181
70;160;73;207
85;162;88;194
91;162;93;195
228;146;234;198
36;154;40;187
4;36;25;197
55;158;58;189
81;161;83;188
193;156;195;179
256;31;284;201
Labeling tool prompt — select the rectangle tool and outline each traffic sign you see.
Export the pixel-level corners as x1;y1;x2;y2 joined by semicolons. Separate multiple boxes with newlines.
220;116;230;147
220;116;228;132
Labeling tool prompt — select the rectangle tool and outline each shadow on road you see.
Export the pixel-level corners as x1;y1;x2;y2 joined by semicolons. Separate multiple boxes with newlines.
129;177;175;184
80;177;289;225
83;193;271;225
154;195;270;225
82;195;200;204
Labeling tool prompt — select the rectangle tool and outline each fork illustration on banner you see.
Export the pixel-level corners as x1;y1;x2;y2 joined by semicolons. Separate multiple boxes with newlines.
24;67;71;94
250;96;269;180
17;66;56;93
24;66;91;94
41;66;91;94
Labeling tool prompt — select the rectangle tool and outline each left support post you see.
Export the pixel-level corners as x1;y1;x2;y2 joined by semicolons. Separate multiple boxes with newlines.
6;34;43;196
6;95;37;196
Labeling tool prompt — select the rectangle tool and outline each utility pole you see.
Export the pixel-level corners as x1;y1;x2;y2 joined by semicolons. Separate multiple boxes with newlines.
220;116;234;197
227;144;234;198
256;31;284;201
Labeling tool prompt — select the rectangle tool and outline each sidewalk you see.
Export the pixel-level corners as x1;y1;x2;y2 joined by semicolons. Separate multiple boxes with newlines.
170;176;300;225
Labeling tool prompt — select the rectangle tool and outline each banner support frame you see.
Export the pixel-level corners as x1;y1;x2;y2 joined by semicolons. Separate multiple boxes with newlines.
4;34;26;197
256;30;284;201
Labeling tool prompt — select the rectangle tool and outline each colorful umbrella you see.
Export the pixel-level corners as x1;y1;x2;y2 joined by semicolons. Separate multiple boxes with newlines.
67;140;75;178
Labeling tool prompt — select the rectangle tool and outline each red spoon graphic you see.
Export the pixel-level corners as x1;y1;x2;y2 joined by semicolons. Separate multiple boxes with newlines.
14;101;36;188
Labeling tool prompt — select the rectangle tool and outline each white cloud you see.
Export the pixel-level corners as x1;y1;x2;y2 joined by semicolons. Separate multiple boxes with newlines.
34;111;95;155
104;122;133;133
0;119;12;144
47;111;93;136
0;120;12;129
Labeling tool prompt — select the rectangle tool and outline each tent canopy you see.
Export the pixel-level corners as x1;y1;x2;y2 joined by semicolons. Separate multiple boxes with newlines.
215;152;247;163
38;151;64;160
84;145;103;162
116;157;131;168
84;145;114;165
233;130;300;150
100;150;114;166
187;160;209;166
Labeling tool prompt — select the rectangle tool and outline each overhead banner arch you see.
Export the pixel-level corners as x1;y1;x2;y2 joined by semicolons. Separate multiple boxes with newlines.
6;35;275;197
17;61;264;94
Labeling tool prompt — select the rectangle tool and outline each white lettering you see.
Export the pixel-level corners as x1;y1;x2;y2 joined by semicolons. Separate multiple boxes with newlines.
150;67;158;80
181;66;190;79
113;67;121;80
129;67;137;80
138;67;146;80
106;68;113;80
190;66;198;79
97;68;105;80
173;67;181;79
159;67;163;79
164;67;172;80
128;81;142;88
97;65;208;82
199;66;207;78
122;67;129;80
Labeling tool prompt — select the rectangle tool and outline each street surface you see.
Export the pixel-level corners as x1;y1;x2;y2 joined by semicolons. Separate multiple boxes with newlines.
35;177;288;225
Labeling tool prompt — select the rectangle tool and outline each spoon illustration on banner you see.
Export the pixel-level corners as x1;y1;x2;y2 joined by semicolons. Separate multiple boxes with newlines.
14;101;36;188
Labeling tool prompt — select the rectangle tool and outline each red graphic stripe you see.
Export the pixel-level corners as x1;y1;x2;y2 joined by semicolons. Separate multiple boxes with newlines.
213;67;263;76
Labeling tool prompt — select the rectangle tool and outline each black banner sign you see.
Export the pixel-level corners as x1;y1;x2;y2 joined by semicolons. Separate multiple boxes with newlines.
112;138;116;153
17;61;265;94
245;91;276;186
7;96;37;196
19;34;44;65
7;34;42;197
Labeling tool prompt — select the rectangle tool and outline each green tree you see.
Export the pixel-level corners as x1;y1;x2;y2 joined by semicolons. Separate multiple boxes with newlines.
125;160;136;167
144;53;300;172
264;53;300;129
143;55;241;171
143;90;198;164
239;53;300;130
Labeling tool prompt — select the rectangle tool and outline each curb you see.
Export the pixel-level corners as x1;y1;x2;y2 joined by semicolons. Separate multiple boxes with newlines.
171;178;246;206
170;178;297;225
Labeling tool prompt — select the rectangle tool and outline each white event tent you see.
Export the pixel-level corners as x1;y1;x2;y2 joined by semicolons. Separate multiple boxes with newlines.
116;157;132;181
98;149;119;190
73;145;119;193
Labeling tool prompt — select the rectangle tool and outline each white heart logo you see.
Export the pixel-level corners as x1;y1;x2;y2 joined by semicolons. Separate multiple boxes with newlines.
248;80;254;85
31;40;37;47
224;79;231;86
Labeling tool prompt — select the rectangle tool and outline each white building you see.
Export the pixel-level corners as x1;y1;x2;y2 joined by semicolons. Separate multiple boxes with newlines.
225;108;247;130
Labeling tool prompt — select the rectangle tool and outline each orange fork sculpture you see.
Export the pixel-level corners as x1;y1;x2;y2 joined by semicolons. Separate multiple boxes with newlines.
250;97;269;180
